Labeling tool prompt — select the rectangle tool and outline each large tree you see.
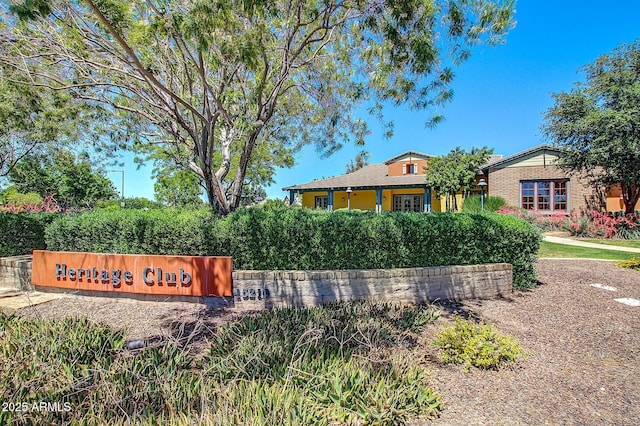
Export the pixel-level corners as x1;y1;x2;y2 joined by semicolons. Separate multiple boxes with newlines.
543;41;640;214
0;64;107;178
425;146;492;211
1;0;515;214
8;150;118;209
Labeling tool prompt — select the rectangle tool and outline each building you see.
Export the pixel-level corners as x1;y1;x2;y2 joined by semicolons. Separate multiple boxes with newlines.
283;150;439;212
284;145;637;214
482;144;638;214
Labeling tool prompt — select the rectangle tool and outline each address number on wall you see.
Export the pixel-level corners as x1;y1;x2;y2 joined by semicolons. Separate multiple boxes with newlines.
233;288;270;300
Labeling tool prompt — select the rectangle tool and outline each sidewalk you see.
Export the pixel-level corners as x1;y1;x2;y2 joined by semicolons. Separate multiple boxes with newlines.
543;235;640;253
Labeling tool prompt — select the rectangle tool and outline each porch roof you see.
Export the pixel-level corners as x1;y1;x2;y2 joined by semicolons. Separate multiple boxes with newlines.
282;164;427;191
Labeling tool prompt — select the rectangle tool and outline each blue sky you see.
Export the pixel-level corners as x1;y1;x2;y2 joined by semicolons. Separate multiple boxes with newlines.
112;1;640;201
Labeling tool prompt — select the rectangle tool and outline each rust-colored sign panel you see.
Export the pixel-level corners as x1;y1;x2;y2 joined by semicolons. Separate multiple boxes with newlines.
32;250;232;297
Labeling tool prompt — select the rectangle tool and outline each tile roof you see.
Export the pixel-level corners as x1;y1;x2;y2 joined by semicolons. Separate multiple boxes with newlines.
282;163;427;191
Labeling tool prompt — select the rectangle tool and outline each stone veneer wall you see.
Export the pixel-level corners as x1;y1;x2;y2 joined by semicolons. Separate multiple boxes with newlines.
0;256;512;310
232;263;512;309
0;256;33;291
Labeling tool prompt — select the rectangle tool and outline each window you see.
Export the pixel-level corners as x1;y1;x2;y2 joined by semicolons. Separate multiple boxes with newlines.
521;180;568;212
314;196;328;209
522;182;534;210
393;194;423;212
554;181;567;210
402;163;419;174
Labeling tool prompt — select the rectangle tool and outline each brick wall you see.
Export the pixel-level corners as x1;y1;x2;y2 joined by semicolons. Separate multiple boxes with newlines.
488;165;599;213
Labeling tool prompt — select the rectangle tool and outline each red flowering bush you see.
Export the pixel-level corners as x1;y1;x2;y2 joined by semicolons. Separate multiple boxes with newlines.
566;210;640;239
0;194;60;213
496;205;537;223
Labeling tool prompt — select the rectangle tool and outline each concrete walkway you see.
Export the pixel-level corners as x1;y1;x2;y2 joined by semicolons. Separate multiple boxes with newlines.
543;235;640;253
0;287;65;310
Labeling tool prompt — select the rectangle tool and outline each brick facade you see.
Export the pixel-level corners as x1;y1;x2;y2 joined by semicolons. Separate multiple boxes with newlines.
487;164;600;214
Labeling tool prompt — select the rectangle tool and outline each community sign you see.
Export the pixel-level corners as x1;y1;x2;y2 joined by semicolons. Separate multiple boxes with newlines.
31;250;233;297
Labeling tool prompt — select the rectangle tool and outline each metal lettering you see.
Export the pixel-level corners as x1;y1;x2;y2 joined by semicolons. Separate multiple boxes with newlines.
157;267;163;285
179;268;192;286
165;272;177;286
68;268;76;280
123;271;133;284
142;267;154;285
111;270;121;286
55;264;66;279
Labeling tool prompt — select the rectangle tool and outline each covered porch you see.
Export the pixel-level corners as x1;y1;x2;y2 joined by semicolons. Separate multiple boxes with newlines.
289;185;435;213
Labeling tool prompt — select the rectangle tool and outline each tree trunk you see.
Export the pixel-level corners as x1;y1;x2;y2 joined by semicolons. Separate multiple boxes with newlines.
622;182;640;215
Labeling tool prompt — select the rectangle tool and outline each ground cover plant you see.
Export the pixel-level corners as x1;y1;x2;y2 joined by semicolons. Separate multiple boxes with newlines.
44;206;542;289
0;302;446;425
616;256;640;271
432;317;525;372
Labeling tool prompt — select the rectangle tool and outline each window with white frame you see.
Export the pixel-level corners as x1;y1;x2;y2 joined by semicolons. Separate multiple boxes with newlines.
314;196;328;209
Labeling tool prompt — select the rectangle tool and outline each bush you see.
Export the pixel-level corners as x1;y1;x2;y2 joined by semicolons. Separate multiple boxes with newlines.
616;256;640;270
0;212;59;257
432;317;525;371
0;302;443;425
566;210;640;239
45;209;212;255
461;195;507;213
45;207;542;289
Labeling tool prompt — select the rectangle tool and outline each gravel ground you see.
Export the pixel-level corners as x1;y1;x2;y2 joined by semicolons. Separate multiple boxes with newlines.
12;259;640;425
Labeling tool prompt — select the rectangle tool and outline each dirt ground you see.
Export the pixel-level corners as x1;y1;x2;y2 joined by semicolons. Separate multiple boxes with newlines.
11;259;640;425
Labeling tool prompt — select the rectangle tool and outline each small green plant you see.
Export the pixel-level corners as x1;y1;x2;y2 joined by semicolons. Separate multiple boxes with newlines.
461;195;507;213
616;256;640;270
432;317;525;371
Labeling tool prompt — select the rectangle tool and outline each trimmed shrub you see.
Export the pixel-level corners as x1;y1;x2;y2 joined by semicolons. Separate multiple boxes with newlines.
45;207;541;289
45;209;212;255
461;195;507;213
0;213;59;257
432;317;525;371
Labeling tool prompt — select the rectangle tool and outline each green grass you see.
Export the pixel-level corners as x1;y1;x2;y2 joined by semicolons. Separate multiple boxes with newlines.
539;241;636;261
578;239;640;249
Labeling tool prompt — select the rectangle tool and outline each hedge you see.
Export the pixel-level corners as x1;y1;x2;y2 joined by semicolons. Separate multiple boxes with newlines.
45;207;541;289
0;213;59;257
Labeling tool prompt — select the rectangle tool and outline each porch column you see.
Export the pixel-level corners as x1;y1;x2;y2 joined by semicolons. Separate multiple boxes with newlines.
424;187;432;213
328;189;334;211
375;188;382;213
289;190;295;206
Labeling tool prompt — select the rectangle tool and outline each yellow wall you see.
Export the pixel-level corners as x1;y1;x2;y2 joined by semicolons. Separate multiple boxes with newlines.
300;188;442;212
301;191;328;209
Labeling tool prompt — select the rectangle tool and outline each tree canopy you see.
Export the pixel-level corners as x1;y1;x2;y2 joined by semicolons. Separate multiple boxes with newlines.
154;168;205;208
345;150;371;173
1;0;515;213
424;146;492;211
7;150;118;209
542;41;640;214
